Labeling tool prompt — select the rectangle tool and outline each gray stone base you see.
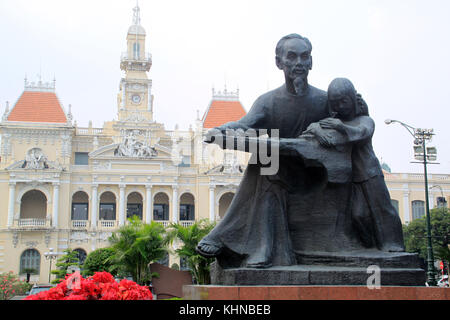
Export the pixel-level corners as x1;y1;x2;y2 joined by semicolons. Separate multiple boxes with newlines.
211;250;426;286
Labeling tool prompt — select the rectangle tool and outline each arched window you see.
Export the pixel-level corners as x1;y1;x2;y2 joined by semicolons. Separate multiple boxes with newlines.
100;192;116;220
20;190;47;219
127;192;143;220
391;199;399;216
179;193;195;221
73;248;87;265
153;193;169;221
72;191;89;220
412;200;425;220
20;249;40;275
218;192;235;219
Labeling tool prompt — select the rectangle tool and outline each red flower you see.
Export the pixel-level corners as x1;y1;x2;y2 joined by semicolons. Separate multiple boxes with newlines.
63;293;89;300
24;272;152;300
100;289;120;300
91;272;115;284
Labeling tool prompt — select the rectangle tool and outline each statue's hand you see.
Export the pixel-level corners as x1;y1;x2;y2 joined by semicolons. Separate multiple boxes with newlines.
302;122;320;136
319;118;344;131
204;128;222;143
314;130;334;147
205;122;251;143
356;93;364;105
301;123;334;147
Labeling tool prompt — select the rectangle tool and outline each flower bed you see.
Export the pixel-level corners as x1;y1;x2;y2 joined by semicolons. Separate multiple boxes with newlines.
25;272;153;300
1;271;33;300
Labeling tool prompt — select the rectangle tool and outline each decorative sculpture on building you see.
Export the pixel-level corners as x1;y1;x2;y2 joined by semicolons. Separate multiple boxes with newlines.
114;130;157;158
23;148;49;169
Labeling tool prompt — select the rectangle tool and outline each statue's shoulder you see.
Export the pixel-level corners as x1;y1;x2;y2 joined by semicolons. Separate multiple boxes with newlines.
248;86;284;112
309;85;327;99
256;86;284;102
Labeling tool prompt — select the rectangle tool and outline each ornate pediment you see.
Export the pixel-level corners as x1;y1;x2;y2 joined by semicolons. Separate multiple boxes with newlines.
24;148;49;169
204;163;244;175
89;142;173;160
6;148;63;171
114;134;157;158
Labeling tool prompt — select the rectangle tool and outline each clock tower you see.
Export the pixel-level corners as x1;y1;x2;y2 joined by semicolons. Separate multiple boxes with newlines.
118;3;153;123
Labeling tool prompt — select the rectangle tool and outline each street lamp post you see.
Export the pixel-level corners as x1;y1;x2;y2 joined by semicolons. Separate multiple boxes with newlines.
385;119;437;286
44;248;58;283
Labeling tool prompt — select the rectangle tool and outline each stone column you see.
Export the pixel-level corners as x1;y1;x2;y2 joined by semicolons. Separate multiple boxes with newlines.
7;182;16;227
119;184;126;226
403;191;410;224
52;183;60;228
172;186;178;224
91;185;98;229
145;185;152;223
209;186;215;222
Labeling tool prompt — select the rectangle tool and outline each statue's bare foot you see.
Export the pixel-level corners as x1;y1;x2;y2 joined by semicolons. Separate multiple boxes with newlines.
196;239;223;258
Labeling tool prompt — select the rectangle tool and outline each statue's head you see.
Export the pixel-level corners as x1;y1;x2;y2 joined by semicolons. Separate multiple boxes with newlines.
327;78;362;120
275;34;313;84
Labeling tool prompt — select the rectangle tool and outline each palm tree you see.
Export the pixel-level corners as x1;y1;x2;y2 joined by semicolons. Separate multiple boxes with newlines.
108;217;170;284
168;219;216;285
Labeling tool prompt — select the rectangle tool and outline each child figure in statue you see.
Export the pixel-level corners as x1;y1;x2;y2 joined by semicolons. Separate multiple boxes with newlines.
306;78;405;252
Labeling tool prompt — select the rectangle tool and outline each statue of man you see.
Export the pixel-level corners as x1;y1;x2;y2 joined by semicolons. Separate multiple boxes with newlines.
197;34;331;268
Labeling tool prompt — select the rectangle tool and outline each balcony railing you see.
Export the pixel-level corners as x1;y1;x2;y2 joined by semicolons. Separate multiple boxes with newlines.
155;220;170;228
17;218;48;228
71;220;89;229
75;127;104;135
179;220;195;228
120;51;152;62
99;220;117;228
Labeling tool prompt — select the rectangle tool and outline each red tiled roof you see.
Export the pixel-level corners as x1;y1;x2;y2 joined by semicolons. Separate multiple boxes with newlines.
203;100;246;128
7;91;67;123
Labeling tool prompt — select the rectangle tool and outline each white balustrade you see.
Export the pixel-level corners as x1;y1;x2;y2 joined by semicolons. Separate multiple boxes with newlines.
100;220;117;228
71;220;89;228
18;218;47;227
121;51;152;62
76;127;104;135
155;220;170;228
180;221;195;228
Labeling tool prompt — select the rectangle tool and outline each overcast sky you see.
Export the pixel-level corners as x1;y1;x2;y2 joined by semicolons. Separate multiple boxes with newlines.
1;0;449;174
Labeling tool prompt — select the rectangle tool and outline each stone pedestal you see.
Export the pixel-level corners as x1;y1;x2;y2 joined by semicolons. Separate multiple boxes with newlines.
211;250;426;286
183;285;449;300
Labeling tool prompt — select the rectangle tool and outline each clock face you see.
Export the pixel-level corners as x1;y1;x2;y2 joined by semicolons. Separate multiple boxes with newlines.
131;94;141;104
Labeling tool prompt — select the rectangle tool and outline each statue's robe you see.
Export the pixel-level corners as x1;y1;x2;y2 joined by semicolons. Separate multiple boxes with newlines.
339;116;405;251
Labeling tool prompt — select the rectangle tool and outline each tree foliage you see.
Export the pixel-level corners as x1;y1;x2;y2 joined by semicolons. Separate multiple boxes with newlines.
168;219;216;285
82;247;116;277
107;217;170;285
403;207;450;263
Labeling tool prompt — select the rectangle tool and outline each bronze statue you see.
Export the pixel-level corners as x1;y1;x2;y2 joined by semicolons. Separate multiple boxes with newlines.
196;34;421;286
